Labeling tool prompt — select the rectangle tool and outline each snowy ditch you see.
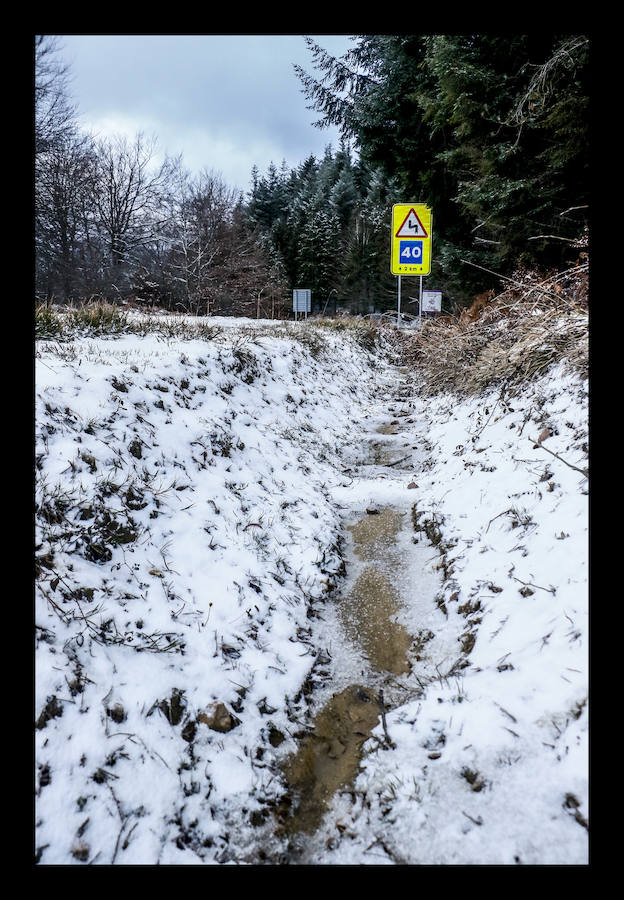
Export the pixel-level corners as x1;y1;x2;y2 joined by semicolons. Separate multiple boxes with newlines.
35;318;588;865
278;377;470;860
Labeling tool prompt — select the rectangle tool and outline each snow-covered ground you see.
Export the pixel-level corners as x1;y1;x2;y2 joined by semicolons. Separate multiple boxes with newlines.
305;359;589;865
34;316;588;865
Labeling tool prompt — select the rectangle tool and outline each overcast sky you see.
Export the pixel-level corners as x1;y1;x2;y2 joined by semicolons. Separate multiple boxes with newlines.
56;34;356;194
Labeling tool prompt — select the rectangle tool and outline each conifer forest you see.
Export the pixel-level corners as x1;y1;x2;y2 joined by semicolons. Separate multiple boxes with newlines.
35;35;589;317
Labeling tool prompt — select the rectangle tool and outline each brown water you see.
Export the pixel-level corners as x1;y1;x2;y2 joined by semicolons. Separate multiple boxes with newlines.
348;507;404;559
338;567;411;676
341;508;411;675
280;506;414;837
280;684;382;836
376;421;400;435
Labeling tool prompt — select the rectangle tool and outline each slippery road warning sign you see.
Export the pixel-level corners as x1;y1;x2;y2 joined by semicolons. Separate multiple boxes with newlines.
391;203;432;275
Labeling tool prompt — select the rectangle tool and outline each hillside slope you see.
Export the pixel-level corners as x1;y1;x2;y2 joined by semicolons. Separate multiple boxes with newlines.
35;303;588;865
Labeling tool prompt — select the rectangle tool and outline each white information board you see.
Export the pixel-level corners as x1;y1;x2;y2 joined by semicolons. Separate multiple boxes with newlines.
421;290;442;313
293;289;311;313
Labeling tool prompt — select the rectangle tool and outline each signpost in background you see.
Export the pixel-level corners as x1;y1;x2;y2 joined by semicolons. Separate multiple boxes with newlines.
391;203;433;327
421;290;442;314
293;289;311;321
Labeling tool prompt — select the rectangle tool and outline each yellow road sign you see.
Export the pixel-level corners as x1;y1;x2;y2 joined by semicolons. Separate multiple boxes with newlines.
390;203;432;275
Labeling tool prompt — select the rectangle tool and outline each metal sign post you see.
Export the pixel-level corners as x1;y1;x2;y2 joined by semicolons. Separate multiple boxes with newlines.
390;203;432;329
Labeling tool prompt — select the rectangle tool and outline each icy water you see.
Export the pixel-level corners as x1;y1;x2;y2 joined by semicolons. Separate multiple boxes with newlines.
280;505;414;839
278;381;453;846
279;684;381;838
340;509;412;676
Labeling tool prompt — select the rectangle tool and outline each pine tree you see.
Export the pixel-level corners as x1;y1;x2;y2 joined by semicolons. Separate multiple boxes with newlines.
295;34;590;303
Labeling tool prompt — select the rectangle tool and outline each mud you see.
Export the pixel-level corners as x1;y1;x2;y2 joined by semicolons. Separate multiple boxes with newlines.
281;505;414;839
338;566;411;675
280;685;381;836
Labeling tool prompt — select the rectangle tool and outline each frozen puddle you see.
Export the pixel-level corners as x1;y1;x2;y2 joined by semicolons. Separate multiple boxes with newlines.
279;393;463;853
339;509;412;676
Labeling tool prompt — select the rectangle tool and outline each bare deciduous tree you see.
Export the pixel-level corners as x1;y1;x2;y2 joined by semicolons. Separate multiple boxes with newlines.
35;35;77;156
91;132;175;281
36;133;96;301
166;166;246;314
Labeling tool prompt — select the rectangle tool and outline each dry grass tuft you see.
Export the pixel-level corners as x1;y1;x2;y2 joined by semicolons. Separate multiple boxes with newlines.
394;262;588;396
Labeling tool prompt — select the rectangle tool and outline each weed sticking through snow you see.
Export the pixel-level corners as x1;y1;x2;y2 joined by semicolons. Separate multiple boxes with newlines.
35;306;587;865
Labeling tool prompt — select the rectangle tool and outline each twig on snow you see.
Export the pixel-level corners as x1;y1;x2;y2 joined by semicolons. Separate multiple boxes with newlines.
385;454;412;468
512;575;556;595
378;691;396;750
528;436;588;478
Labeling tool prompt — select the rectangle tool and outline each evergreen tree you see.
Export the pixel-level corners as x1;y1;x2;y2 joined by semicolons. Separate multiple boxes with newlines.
247;145;400;313
295;34;590;305
295;198;341;301
419;34;589;273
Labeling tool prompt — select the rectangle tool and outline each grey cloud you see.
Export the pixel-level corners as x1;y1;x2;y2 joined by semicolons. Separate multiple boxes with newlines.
59;34;353;189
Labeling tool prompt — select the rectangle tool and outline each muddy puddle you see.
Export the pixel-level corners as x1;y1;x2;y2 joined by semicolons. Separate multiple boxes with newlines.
276;394;458;852
280;505;415;840
280;684;381;836
376;421;400;435
339;509;412;675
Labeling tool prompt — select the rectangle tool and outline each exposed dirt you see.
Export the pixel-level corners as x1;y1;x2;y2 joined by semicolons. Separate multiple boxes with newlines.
280;684;381;837
280;492;416;841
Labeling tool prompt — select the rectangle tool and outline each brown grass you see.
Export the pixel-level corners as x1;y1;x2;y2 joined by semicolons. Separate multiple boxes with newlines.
393;261;588;396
